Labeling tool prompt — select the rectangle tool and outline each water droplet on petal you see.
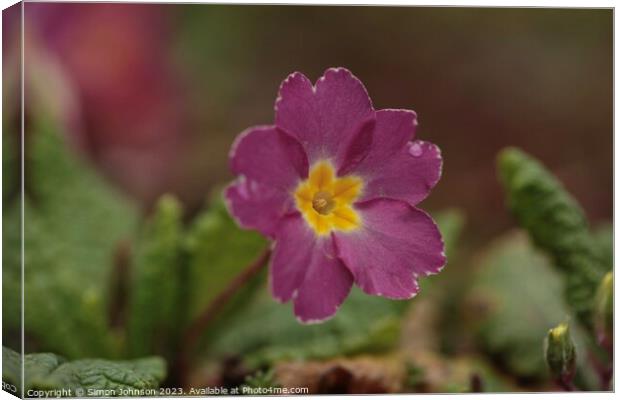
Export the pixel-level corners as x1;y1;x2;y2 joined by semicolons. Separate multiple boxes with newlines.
409;142;423;157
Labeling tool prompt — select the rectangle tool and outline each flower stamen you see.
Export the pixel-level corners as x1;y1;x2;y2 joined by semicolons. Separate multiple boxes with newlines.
294;161;363;235
312;191;335;215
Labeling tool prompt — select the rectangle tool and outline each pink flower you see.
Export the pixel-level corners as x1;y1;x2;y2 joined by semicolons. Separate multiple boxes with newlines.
226;68;445;323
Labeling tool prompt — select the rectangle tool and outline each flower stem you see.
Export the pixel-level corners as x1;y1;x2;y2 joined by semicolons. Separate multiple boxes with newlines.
175;246;271;385
557;379;577;392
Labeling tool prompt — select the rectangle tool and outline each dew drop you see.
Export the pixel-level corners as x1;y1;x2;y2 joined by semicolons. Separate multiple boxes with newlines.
409;142;423;157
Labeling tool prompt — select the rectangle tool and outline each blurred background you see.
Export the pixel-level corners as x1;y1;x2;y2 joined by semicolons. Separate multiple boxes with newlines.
11;3;613;242
2;4;613;394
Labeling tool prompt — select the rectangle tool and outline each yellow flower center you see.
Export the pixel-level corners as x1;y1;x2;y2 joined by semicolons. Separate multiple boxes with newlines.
294;161;363;236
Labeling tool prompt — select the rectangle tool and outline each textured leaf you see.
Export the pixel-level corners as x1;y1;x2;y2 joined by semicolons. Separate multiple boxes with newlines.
2;347;165;393
206;286;405;367
2;346;24;393
497;147;609;329
592;223;612;271
3;120;138;358
127;195;183;358
465;231;597;387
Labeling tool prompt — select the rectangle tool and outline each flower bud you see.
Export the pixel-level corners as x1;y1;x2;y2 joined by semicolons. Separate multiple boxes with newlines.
545;322;576;383
594;272;613;350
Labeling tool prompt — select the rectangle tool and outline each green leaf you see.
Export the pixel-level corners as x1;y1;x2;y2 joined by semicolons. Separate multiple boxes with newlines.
2;345;24;394
592;223;613;270
3;120;138;358
243;369;279;389
205;286;405;368
433;208;465;261
127;195;184;358
184;195;267;324
3;346;165;393
466;231;597;387
497;147;609;329
405;356;515;393
2;129;18;203
2;198;23;336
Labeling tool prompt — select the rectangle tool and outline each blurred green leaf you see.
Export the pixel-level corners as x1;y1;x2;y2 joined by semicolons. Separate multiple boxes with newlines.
497;147;609;329
2;199;22;337
127;195;184;358
206;286;405;368
466;231;597;387
2;129;17;202
3;346;165;393
592;223;613;270
184;195;267;324
423;208;466;292
243;368;279;389
3;121;138;358
405;355;515;393
433;208;465;261
2;345;23;394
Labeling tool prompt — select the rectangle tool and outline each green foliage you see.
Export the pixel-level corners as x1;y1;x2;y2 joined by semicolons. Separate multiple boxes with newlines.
2;129;17;202
404;356;514;393
123;191;272;361
2;198;22;340
467;232;594;386
2;345;23;395
206;286;405;367
3;121;138;359
183;196;267;324
497;147;609;329
592;223;613;270
243;369;279;389
2;347;165;394
127;195;184;358
404;361;426;389
433;208;465;261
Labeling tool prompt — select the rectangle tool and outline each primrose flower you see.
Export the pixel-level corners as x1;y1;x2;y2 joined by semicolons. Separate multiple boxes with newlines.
226;68;445;323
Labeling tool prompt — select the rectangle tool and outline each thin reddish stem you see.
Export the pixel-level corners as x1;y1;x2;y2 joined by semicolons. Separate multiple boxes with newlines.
176;246;271;385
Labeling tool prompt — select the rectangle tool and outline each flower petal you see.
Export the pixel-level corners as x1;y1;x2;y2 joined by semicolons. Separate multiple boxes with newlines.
293;237;353;324
224;178;293;237
269;213;316;302
230;125;308;191
270;213;353;323
334;199;445;299
355;110;442;206
337;117;375;176
275;68;375;168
